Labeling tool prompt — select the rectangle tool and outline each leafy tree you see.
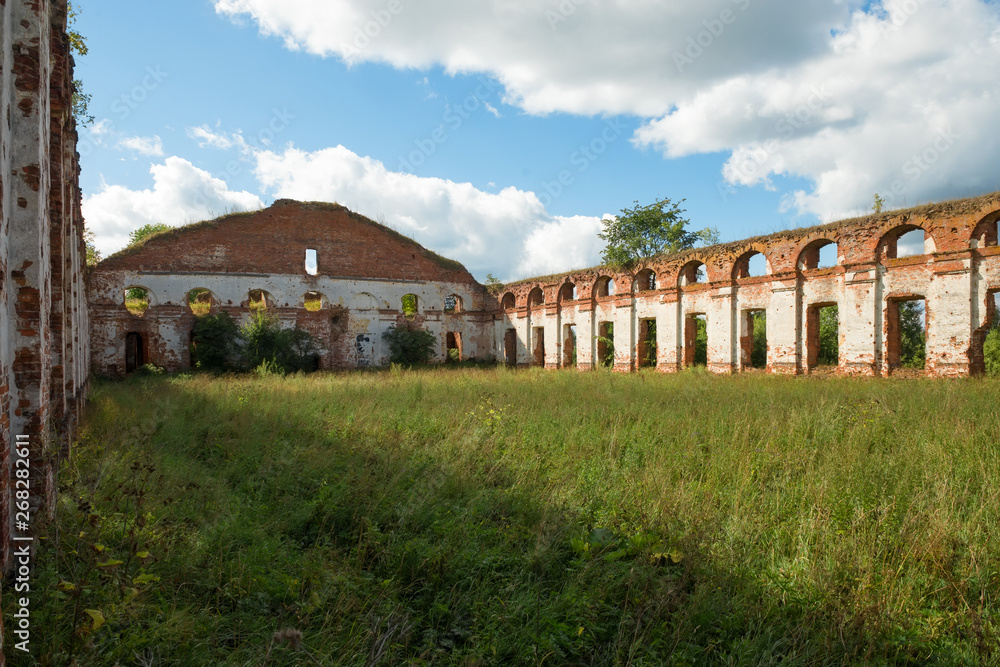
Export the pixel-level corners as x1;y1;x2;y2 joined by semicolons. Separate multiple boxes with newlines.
191;312;241;372
599;197;719;270
84;228;101;266
484;273;505;296
128;223;171;246
240;310;318;373
383;322;437;365
899;300;926;369
67;3;94;126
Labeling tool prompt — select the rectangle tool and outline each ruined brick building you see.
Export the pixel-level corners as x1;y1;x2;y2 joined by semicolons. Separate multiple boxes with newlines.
90;193;1000;379
1;0;89;658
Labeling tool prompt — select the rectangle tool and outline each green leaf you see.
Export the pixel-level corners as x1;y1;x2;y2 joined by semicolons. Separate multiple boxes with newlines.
133;573;161;585
57;581;76;592
96;559;124;568
136;551;151;559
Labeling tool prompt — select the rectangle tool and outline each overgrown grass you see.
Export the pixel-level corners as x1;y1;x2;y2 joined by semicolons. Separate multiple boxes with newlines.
11;369;1000;665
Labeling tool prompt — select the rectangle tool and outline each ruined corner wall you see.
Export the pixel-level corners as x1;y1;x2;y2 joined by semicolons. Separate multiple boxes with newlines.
1;0;89;657
88;201;493;374
494;195;1000;378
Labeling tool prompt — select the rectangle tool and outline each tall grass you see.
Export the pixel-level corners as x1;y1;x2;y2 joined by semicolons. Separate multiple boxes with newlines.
10;369;1000;665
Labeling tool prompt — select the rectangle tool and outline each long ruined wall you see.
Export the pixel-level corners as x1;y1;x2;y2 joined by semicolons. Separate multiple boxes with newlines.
89;201;492;373
493;195;1000;377
1;0;89;658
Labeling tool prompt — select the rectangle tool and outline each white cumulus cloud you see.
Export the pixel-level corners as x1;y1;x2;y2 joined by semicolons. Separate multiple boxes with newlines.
216;0;1000;220
83;157;264;256
253;144;605;280
117;135;164;157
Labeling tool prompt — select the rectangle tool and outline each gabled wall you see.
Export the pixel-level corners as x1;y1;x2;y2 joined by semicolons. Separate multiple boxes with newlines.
89;201;492;374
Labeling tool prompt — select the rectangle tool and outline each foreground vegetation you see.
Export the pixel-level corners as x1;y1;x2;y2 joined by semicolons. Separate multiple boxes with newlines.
9;368;1000;665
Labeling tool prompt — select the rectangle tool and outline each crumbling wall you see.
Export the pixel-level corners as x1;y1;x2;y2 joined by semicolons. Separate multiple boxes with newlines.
89;201;492;374
495;195;1000;377
1;0;88;657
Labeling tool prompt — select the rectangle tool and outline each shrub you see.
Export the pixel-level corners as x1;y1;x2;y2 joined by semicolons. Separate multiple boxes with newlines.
191;312;241;372
240;310;318;373
383;323;436;365
985;327;1000;377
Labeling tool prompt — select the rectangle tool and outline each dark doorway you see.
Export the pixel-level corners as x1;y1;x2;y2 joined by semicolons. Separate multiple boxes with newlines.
125;332;145;373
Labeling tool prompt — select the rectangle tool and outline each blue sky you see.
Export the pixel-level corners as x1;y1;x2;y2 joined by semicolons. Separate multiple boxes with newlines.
77;0;1000;281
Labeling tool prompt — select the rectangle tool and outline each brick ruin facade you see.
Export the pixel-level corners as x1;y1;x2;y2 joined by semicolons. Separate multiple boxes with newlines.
90;194;1000;381
89;200;493;373
1;0;89;659
496;194;1000;377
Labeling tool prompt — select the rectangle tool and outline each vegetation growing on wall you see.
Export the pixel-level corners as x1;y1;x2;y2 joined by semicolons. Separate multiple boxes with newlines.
383;322;437;365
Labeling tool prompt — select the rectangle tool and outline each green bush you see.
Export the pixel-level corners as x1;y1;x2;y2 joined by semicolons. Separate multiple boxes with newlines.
383;323;436;364
191;311;241;372
240;310;318;373
818;305;839;365
985;327;1000;377
751;312;766;368
899;300;926;369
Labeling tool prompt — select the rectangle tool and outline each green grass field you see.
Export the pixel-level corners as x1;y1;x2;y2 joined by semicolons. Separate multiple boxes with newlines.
11;368;1000;665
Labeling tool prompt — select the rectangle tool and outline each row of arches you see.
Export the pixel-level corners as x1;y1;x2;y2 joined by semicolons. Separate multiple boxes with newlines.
122;286;465;318
499;218;1000;311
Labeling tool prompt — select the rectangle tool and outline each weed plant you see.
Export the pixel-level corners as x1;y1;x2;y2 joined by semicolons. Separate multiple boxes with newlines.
11;369;1000;665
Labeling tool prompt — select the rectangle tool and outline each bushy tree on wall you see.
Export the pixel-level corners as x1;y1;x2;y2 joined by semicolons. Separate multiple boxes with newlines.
383;322;437;365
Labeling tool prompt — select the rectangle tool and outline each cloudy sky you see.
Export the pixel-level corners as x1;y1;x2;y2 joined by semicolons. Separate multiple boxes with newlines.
77;0;1000;280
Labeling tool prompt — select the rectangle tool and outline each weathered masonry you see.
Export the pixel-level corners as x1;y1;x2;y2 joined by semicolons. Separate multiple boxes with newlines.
89;200;492;373
495;195;1000;377
1;0;89;656
91;194;1000;380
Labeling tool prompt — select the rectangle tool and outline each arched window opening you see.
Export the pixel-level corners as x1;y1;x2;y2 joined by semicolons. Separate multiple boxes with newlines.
351;292;380;311
305;248;318;275
887;297;926;372
444;294;463;313
303;291;325;312
799;240;839;270
882;225;931;260
558;282;577;302
500;292;516;310
734;251;768;279
123;286;150;317
971;215;1000;249
594;276;615;298
187;288;214;315
679;261;707;286
806;304;839;372
527;287;544;309
634;269;656;293
402;293;418;319
246;289;273;311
